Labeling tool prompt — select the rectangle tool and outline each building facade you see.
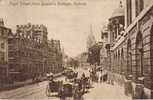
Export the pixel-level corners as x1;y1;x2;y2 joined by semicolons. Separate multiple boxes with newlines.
48;39;63;73
124;0;153;98
7;23;63;81
0;19;11;83
100;25;111;70
104;0;153;99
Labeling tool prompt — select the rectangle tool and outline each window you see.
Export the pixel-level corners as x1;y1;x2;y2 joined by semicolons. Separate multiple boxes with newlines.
126;0;132;26
1;52;5;62
0;28;2;36
8;39;13;44
1;42;5;49
118;50;120;73
136;32;143;76
1;30;4;36
127;39;132;74
121;49;124;73
135;0;144;16
8;52;16;57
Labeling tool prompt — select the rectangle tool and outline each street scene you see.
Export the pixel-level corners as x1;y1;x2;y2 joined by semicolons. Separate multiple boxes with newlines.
0;68;131;99
0;0;153;99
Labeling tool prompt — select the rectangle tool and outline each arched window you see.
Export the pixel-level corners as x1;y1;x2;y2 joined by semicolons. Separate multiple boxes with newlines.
136;32;143;76
135;0;144;16
127;39;132;75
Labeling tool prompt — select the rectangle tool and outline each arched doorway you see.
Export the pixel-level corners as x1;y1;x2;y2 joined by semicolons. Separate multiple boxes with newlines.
136;31;143;76
127;39;132;75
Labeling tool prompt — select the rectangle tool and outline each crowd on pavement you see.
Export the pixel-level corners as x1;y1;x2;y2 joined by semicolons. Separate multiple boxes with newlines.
88;65;108;84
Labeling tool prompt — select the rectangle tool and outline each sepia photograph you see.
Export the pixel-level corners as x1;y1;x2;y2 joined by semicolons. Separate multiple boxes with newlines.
0;0;153;99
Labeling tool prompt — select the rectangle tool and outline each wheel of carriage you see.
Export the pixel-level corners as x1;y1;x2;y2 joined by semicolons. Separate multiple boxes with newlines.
46;85;50;96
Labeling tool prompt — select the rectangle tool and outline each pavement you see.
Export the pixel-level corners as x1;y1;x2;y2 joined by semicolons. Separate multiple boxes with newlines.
83;82;131;100
0;79;33;91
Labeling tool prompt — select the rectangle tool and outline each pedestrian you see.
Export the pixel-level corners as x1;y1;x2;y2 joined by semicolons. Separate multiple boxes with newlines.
97;71;101;83
100;70;103;83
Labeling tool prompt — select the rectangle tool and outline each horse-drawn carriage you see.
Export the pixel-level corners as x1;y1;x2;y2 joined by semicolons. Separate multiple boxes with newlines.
46;78;89;99
46;80;81;99
46;80;62;96
46;71;91;99
65;70;78;82
58;81;74;99
73;76;92;94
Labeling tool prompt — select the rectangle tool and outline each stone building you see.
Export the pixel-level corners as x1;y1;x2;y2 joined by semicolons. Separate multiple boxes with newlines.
100;25;111;70
108;1;125;74
48;39;63;73
105;0;153;99
7;23;63;81
16;23;48;43
124;0;153;98
0;19;12;82
8;24;48;81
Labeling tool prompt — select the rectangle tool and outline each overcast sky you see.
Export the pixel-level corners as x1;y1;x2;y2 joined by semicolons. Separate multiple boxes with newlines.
0;0;122;57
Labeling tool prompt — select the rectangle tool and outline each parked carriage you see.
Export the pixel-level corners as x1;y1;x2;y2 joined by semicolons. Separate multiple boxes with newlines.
65;70;78;82
58;81;74;99
46;80;61;97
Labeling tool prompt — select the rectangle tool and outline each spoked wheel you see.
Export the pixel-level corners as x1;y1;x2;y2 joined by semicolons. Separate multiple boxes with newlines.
46;85;50;97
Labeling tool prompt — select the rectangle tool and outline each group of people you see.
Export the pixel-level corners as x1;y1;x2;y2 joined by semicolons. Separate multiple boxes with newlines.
46;67;108;99
89;67;108;83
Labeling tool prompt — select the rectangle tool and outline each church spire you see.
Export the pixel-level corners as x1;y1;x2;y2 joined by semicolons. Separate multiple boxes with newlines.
86;24;96;49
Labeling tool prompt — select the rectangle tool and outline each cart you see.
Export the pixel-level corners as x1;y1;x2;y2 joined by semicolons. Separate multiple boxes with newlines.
59;81;74;100
46;80;61;97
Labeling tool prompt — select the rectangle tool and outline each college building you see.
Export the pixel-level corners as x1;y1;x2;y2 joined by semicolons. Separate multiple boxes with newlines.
101;0;153;99
0;22;63;82
0;19;12;84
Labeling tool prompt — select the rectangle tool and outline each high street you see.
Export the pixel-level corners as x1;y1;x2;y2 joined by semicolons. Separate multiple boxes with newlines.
0;68;131;99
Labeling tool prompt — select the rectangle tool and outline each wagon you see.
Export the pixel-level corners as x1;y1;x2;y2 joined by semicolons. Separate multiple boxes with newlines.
46;80;61;97
58;81;74;99
65;71;78;82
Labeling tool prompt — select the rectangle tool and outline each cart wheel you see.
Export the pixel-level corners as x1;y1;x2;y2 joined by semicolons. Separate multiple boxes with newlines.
46;85;50;97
